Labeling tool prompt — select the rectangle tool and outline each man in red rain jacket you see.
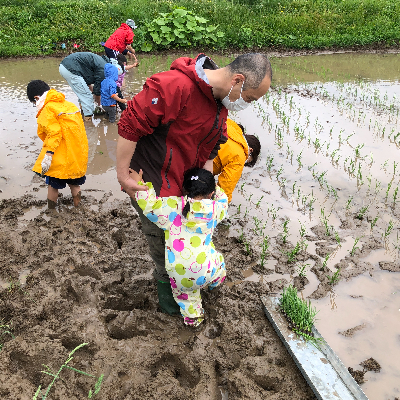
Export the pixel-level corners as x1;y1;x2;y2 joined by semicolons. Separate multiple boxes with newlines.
117;53;272;314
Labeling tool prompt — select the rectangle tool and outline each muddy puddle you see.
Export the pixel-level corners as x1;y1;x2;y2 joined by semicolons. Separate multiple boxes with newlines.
1;52;400;399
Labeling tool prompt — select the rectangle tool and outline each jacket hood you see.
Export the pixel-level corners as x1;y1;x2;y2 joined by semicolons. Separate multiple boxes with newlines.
170;54;218;104
185;196;217;218
36;89;65;117
227;118;249;157
104;63;119;81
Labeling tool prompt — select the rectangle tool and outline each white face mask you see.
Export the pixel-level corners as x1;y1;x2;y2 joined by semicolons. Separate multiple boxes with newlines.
221;81;250;112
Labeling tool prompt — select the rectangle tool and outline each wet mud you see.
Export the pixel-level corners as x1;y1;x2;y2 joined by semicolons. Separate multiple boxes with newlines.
0;196;316;399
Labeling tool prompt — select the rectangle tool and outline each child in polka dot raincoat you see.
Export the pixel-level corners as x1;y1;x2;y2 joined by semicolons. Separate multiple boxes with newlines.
135;168;228;327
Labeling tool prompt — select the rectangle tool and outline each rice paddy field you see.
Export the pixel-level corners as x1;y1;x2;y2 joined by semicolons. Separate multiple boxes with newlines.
0;51;400;399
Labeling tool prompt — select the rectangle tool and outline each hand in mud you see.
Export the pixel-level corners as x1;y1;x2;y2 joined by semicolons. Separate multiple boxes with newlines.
41;153;53;174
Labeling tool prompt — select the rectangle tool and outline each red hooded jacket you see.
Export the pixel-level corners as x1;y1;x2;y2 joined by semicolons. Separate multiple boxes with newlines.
104;23;134;52
118;54;228;197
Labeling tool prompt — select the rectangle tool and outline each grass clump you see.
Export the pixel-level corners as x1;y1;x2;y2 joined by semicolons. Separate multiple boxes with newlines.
33;343;104;399
1;0;400;57
279;285;322;348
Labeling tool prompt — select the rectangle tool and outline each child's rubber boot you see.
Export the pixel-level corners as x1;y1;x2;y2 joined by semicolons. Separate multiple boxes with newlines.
157;280;180;315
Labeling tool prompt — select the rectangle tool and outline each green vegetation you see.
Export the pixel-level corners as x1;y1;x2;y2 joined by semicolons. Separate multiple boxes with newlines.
0;322;14;351
279;285;322;347
33;343;104;399
1;0;400;57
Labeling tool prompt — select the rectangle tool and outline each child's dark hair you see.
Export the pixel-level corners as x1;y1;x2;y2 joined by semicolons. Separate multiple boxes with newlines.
244;135;261;167
116;53;127;72
182;168;216;218
27;80;50;102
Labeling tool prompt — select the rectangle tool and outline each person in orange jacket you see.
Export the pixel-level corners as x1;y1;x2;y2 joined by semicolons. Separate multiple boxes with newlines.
213;118;261;203
27;80;89;208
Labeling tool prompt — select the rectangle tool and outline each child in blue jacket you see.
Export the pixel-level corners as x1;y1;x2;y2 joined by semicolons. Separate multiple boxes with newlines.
100;63;127;122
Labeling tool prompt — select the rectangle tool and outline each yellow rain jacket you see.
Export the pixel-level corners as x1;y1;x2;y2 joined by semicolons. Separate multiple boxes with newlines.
213;118;249;203
32;89;88;179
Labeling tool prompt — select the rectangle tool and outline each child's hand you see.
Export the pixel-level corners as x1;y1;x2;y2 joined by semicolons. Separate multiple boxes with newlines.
41;152;53;174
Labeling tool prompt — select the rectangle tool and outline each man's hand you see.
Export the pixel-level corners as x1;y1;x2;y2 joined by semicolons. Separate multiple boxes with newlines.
41;153;53;174
119;173;148;198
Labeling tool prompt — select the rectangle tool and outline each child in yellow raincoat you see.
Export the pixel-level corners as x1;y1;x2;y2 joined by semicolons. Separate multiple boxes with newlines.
213;118;261;203
27;80;88;208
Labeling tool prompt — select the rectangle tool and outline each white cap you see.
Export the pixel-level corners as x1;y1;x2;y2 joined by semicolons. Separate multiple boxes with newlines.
126;19;137;29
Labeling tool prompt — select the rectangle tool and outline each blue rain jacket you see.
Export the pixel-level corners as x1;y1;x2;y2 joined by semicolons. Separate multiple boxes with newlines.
101;63;118;107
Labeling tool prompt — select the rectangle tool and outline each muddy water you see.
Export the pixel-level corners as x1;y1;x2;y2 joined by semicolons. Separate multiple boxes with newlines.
1;52;400;399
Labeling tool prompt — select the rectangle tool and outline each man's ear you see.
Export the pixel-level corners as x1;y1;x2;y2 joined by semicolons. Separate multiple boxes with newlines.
230;73;245;87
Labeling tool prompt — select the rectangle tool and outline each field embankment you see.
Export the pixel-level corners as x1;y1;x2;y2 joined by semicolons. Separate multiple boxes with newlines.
1;0;400;57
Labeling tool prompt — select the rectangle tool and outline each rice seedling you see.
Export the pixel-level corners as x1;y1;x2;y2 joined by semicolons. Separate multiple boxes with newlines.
266;155;274;172
281;241;301;263
383;220;394;238
281;219;290;244
332;230;341;247
327;268;341;285
236;204;241;214
298;221;306;240
297;263;309;278
292;182;297;195
393;187;398;204
356;205;369;220
33;343;104;399
244;239;252;256
321;254;330;271
346;196;353;211
350;237;362;256
370;216;379;231
385;182;392;201
320;208;332;236
260;235;270;267
276;165;284;180
256;195;264;208
279;285;322;348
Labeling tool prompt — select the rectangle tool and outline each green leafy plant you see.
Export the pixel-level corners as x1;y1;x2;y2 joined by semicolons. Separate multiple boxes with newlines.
279;285;322;348
33;343;104;399
143;8;224;51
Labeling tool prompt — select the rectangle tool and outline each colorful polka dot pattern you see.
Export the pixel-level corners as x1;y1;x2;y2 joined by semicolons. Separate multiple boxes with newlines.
135;184;228;324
